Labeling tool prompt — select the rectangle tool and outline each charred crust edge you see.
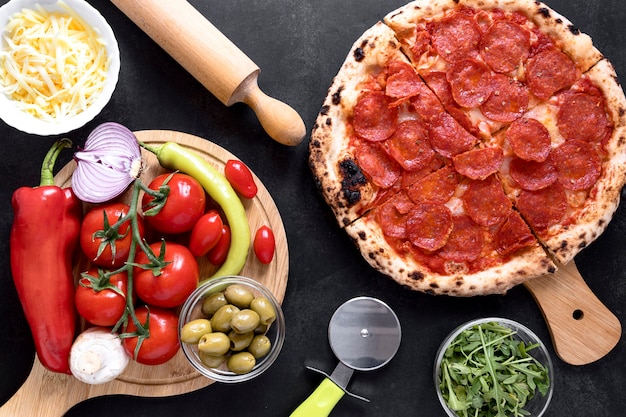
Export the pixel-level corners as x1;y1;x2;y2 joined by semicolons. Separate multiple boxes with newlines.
332;86;344;105
354;39;369;62
339;158;367;207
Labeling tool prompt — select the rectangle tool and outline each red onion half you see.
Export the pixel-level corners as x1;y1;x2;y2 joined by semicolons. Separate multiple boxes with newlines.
72;122;143;203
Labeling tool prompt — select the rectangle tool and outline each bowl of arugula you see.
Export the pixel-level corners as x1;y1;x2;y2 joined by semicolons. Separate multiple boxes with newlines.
434;318;553;417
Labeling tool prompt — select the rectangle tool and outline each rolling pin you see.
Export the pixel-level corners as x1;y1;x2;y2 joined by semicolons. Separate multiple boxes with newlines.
111;0;306;146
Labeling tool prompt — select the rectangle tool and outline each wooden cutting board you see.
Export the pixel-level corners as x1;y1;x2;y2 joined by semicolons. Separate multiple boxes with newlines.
524;260;622;366
0;130;289;417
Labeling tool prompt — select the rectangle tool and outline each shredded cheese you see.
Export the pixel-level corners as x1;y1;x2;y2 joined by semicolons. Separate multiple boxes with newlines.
0;1;109;122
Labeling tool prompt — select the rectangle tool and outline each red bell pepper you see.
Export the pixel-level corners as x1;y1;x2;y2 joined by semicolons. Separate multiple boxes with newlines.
10;139;82;374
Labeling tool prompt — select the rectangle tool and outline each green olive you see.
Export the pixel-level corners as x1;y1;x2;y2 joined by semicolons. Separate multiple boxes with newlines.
201;292;227;316
228;330;254;351
198;350;227;368
227;351;256;374
180;318;212;344
211;304;240;333
248;335;272;359
224;284;255;308
198;332;230;356
254;323;268;334
230;309;261;334
250;297;276;326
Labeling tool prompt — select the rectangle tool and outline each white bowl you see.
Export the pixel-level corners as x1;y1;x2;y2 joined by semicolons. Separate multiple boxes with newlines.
0;0;120;135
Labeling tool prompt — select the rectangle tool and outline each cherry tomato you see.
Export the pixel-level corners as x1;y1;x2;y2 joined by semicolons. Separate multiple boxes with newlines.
134;241;199;308
75;268;128;327
224;159;258;199
253;225;275;264
206;224;231;265
80;202;145;268
142;173;206;234
123;306;180;366
188;210;224;257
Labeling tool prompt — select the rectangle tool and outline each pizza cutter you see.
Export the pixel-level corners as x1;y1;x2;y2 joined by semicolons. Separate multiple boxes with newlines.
290;297;402;417
111;0;306;146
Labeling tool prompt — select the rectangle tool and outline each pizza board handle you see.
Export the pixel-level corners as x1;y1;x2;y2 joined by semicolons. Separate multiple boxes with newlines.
523;260;621;365
110;0;306;146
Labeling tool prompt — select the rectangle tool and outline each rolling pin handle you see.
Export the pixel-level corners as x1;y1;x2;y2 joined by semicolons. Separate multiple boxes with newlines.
235;72;306;146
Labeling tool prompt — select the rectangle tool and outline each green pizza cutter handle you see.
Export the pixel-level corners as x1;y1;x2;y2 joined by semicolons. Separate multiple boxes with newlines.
289;376;347;417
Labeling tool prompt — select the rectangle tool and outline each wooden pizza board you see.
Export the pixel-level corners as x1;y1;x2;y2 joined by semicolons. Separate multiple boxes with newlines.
524;260;621;366
0;130;289;417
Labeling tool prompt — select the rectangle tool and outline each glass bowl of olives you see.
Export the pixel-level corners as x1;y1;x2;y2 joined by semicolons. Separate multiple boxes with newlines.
434;317;553;417
178;275;285;383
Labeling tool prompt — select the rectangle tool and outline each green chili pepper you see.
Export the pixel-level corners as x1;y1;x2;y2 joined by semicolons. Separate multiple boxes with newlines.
143;141;250;281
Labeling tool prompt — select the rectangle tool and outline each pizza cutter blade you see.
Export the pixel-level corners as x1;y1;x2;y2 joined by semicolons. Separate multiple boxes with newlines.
290;297;401;417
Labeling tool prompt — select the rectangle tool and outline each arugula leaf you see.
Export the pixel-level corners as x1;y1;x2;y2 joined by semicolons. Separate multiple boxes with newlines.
438;321;550;417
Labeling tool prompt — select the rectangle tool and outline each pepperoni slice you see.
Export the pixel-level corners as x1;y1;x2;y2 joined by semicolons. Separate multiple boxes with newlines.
386;61;424;102
453;147;504;180
428;112;479;157
462;175;511;227
384;120;435;171
353;91;398;141
407;166;458;204
408;82;446;124
507;118;551;162
392;191;415;214
406;202;453;251
399;157;447;189
557;92;611;144
495;211;536;255
508;157;557;190
355;142;401;188
516;183;568;229
553;140;602;190
527;47;577;100
420;71;479;135
410;30;431;59
447;58;493;108
375;192;413;239
420;71;454;107
438;215;484;262
446;107;479;137
480;74;529;122
430;13;481;63
480;21;531;73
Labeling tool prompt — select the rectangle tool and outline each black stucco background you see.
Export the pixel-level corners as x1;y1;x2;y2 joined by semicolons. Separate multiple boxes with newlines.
0;1;624;416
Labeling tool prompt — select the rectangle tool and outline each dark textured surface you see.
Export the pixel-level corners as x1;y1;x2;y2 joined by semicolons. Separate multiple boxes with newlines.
0;1;625;416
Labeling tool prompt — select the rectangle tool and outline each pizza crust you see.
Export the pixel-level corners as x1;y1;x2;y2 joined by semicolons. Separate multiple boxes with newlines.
384;0;603;73
345;213;556;296
538;59;626;263
309;22;410;226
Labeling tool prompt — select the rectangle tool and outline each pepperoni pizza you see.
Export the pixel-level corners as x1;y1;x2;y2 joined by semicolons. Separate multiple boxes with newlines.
309;0;626;296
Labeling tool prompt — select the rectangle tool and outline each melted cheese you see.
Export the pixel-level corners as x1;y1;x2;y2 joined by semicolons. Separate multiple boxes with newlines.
0;2;108;121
